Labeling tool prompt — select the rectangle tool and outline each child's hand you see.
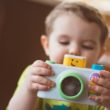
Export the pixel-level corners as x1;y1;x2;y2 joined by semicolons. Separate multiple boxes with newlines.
89;70;110;109
25;60;55;94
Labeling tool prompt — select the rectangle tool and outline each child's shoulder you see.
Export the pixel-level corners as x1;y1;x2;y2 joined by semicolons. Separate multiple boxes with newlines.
18;65;31;86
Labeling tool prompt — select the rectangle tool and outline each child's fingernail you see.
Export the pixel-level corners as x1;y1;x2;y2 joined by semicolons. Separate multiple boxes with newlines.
51;71;55;75
89;85;96;90
50;81;55;87
89;96;95;100
47;81;55;87
93;86;96;91
48;66;51;69
51;82;55;87
48;70;54;76
49;70;54;76
99;71;103;75
92;77;99;82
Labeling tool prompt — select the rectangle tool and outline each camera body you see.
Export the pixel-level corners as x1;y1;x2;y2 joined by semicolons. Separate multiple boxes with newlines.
37;63;101;105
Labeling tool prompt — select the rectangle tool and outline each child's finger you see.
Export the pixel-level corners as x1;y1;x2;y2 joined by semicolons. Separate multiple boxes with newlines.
31;82;52;91
31;66;54;76
89;95;110;108
31;75;55;88
89;85;110;95
32;60;51;69
100;70;110;79
92;77;110;89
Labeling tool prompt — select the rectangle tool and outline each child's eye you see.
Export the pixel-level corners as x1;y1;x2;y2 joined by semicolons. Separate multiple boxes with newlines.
59;41;70;45
82;45;94;50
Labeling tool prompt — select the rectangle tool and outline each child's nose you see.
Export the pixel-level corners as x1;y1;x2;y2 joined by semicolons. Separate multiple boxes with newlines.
68;45;81;56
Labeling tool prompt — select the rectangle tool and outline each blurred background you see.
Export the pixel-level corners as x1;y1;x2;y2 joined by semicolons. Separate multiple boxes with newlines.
1;0;110;110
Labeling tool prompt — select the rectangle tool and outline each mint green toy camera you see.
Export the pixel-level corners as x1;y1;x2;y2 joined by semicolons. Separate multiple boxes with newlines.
37;55;103;105
38;63;103;105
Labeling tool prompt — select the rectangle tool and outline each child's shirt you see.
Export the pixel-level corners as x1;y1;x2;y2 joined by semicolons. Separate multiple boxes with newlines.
37;98;104;110
15;66;104;110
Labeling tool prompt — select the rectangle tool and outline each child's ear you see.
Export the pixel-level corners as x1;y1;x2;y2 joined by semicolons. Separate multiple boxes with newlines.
40;35;49;56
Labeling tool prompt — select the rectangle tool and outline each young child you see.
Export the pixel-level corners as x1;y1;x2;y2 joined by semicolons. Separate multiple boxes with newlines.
7;1;110;110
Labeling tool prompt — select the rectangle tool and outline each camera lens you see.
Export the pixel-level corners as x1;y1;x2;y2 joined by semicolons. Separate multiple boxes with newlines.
58;70;84;100
61;76;81;96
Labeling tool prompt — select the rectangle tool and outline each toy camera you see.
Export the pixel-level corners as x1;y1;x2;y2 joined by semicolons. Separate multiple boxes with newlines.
37;54;104;105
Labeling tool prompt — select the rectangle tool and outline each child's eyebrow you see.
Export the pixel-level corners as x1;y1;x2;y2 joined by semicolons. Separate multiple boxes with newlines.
58;34;70;39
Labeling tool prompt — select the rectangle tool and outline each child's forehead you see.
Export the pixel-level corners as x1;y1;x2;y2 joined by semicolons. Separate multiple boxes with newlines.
53;15;101;39
53;13;100;32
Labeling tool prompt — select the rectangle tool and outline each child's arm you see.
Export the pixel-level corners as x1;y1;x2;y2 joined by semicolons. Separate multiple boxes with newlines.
7;60;55;110
89;70;110;110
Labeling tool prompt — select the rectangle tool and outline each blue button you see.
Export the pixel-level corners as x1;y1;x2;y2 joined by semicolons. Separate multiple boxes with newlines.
91;64;104;70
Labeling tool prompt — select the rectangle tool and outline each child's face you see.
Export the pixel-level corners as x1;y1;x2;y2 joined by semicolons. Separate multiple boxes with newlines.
41;14;104;67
